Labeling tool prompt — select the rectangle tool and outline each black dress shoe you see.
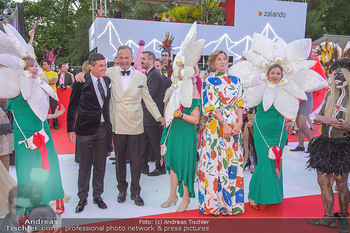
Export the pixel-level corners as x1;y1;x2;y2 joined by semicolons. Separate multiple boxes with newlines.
141;169;149;175
290;146;305;152
75;199;87;213
53;125;59;130
148;168;166;176
109;157;116;161
131;194;144;206
93;197;107;209
117;192;126;203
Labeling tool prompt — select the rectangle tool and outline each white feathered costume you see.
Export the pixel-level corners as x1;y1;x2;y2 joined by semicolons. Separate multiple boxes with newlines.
228;33;328;120
163;22;205;126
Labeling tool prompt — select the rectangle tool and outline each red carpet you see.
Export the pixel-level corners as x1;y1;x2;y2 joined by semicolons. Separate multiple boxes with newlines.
133;194;341;233
146;194;340;218
63;194;341;233
288;124;321;143
50;127;75;155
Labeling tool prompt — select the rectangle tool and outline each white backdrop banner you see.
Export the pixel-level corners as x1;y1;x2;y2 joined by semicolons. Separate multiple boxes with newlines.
89;0;307;62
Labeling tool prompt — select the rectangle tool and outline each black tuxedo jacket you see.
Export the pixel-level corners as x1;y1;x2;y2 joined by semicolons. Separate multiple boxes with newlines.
67;72;112;135
161;73;171;103
142;67;163;126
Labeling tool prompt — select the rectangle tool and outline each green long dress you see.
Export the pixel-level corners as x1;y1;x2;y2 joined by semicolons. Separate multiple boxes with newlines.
7;94;64;207
248;102;287;204
160;99;202;198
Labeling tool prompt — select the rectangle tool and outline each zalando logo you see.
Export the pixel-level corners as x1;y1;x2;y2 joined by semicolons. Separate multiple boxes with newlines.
258;10;287;18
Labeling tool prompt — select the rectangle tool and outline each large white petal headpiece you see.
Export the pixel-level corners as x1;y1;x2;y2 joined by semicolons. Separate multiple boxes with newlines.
228;33;327;120
164;22;205;126
0;24;57;121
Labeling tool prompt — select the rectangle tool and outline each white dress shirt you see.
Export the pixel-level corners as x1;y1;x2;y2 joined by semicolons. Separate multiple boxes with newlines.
90;72;107;122
120;68;133;91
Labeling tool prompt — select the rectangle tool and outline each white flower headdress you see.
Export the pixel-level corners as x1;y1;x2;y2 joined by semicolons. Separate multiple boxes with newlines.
0;23;58;122
228;33;327;120
163;22;205;126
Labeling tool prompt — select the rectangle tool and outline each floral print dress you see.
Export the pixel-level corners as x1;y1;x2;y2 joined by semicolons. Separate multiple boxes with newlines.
198;73;246;216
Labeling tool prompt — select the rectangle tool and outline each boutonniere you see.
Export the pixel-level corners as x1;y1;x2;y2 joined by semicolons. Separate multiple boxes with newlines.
137;85;143;88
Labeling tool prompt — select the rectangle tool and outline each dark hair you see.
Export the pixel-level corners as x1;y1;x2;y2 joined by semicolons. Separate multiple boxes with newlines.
40;60;51;66
155;58;162;63
142;51;155;62
88;53;105;66
161;50;170;56
332;58;350;72
58;62;66;69
117;45;133;57
267;64;283;76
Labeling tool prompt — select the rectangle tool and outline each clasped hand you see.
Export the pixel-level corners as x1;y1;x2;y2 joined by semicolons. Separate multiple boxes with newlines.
222;122;241;139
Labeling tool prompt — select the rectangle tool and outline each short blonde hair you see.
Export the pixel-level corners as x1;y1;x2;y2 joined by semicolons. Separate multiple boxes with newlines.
23;56;36;70
82;60;89;74
207;50;228;72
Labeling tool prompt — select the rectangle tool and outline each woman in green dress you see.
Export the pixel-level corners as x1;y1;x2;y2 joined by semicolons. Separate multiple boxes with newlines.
5;57;65;215
160;72;201;213
248;64;293;208
228;33;328;210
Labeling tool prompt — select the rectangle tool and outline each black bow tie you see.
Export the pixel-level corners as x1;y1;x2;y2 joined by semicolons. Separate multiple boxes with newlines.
121;70;130;76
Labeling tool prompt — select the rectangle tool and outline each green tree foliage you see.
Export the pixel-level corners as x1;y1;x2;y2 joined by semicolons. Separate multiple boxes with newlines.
304;1;327;40
168;5;201;23
67;0;92;65
322;0;350;36
67;15;92;66
280;0;350;40
131;1;175;20
167;0;226;25
11;0;349;66
22;0;76;63
115;0;175;20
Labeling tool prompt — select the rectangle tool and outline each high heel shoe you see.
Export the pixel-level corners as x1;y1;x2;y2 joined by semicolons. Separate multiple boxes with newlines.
161;196;178;208
248;198;259;210
177;200;190;213
249;202;259;210
56;199;65;214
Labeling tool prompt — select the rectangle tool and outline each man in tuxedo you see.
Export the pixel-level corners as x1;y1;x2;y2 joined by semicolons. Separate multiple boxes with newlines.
107;45;164;206
67;53;111;213
140;51;166;176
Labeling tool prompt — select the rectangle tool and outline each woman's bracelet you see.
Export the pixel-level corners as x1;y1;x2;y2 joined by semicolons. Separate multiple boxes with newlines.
220;119;225;125
180;113;184;119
